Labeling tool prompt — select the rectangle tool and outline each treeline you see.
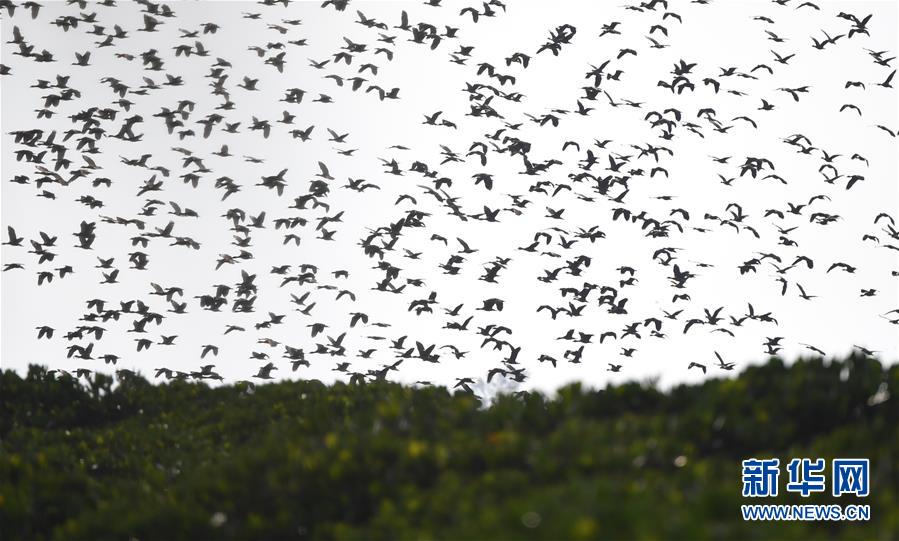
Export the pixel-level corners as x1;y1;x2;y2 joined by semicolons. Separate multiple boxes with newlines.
1;355;897;540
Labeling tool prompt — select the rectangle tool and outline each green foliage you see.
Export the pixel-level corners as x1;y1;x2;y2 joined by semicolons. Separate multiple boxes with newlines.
1;355;897;540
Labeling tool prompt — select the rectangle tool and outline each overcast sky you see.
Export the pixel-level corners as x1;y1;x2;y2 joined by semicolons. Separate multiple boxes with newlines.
2;0;897;394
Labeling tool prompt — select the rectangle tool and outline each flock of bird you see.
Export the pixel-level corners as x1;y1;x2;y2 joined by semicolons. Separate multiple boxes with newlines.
2;0;897;393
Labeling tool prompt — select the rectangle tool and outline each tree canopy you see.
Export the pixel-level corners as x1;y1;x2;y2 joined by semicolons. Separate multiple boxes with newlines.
1;354;897;540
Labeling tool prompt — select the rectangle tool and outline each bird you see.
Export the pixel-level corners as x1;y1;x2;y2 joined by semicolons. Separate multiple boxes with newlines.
3;227;23;246
253;362;278;379
713;352;735;370
687;362;706;374
800;343;826;356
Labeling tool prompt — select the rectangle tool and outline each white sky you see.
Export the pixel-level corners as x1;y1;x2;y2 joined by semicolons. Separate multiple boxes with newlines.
2;0;898;394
